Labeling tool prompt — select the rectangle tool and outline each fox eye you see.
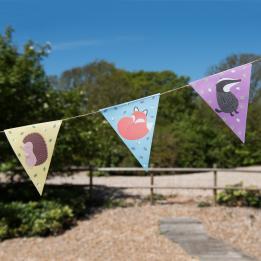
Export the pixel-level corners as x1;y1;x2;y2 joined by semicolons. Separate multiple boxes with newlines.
143;109;148;116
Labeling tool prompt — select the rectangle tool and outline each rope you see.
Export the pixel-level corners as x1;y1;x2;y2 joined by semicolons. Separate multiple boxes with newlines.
0;57;260;132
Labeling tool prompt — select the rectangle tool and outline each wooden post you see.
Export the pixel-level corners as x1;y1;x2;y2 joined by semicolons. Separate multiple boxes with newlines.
213;164;217;206
89;165;93;201
150;171;154;205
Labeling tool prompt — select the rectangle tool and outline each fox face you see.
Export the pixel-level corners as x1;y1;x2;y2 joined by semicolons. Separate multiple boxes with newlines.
131;107;148;124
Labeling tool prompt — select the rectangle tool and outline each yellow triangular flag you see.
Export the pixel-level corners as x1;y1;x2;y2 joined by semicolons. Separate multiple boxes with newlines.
4;120;62;195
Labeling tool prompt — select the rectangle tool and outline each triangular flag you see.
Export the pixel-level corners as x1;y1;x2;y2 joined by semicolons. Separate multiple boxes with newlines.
100;94;160;170
189;63;252;143
4;120;62;195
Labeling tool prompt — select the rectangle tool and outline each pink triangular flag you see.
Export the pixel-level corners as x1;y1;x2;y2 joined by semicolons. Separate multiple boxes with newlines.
189;63;252;143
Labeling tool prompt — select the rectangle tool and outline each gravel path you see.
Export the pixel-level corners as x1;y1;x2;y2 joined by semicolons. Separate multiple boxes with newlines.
0;205;260;261
0;166;260;260
47;166;261;197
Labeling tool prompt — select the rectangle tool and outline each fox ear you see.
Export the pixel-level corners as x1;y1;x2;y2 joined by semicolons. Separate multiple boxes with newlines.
134;107;139;112
143;109;148;116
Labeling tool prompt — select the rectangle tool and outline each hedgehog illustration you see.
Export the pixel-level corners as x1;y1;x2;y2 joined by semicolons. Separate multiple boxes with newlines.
215;78;241;116
22;133;48;167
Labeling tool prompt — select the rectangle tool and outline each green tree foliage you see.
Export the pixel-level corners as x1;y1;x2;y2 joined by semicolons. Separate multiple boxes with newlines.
208;53;261;99
0;27;52;127
51;62;193;168
1;27;261;172
0;27;61;171
53;55;261;168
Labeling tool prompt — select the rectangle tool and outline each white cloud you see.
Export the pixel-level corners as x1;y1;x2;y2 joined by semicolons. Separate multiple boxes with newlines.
52;39;101;51
51;35;143;51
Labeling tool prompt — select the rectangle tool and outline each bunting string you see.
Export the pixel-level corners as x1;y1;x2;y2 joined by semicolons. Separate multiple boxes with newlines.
1;57;261;194
62;84;190;122
0;58;260;131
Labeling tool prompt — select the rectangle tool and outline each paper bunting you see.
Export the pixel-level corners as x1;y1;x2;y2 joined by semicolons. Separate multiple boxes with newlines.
100;94;160;170
4;120;62;195
189;63;252;143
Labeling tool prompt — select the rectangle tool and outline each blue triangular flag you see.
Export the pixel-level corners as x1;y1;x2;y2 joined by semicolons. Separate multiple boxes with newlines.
100;94;160;170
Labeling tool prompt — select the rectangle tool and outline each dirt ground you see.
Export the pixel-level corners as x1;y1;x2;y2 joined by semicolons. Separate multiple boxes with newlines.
0;203;260;261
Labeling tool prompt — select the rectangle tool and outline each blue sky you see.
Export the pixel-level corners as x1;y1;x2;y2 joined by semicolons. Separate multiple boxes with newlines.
0;0;260;80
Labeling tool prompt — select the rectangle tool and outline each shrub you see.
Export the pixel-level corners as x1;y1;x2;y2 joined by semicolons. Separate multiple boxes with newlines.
198;201;211;208
217;182;261;208
0;184;91;217
0;200;74;240
0;183;124;240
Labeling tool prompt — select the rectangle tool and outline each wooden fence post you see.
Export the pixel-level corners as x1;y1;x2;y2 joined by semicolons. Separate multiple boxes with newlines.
89;165;93;201
150;171;154;205
213;164;217;206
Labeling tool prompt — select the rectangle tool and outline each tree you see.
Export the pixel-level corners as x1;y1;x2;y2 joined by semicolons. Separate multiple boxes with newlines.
0;27;58;172
51;61;192;169
208;53;261;99
2;27;261;171
51;55;261;169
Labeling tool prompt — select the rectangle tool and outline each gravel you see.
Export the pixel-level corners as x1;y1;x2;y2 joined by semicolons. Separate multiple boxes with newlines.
0;166;260;260
0;204;260;261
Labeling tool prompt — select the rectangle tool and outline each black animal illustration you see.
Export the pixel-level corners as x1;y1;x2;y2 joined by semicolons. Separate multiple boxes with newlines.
215;78;241;116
